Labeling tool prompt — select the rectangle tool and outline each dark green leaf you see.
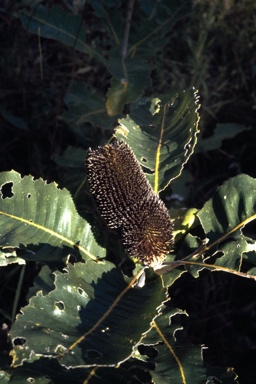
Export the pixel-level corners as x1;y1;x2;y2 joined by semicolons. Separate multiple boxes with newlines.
61;81;116;131
27;265;55;299
3;357;151;383
20;5;106;64
0;370;10;383
141;307;238;383
53;146;85;169
195;123;251;153
106;58;152;114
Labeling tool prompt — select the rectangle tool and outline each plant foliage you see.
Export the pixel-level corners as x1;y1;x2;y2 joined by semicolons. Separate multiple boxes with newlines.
1;0;255;383
0;87;241;382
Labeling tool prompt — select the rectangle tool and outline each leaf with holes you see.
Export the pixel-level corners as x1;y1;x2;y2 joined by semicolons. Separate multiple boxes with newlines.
0;170;105;263
10;263;166;368
139;307;237;383
1;356;155;383
115;88;200;193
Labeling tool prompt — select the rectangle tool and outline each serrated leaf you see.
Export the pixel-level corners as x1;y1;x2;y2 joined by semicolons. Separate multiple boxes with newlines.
141;307;237;383
217;236;256;270
159;175;256;281
197;174;256;243
197;174;256;274
169;169;193;202
10;263;166;368
20;5;106;64
0;171;105;262
4;357;149;384
27;265;55;300
115;89;200;193
161;267;186;288
156;233;205;281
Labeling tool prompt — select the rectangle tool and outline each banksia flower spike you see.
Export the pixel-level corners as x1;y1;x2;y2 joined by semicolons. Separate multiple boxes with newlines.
86;140;173;268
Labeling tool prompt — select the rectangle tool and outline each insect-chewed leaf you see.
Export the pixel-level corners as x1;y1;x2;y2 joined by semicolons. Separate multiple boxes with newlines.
86;140;173;267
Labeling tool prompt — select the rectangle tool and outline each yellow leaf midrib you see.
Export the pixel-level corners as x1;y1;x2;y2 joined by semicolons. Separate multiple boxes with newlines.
0;211;97;260
154;104;167;194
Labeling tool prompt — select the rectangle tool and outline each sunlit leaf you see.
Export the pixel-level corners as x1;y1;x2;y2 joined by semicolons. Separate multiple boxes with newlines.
197;174;256;274
198;174;256;243
106;78;129;116
171;207;199;241
115;88;200;193
0;171;105;263
0;248;25;266
10;263;166;368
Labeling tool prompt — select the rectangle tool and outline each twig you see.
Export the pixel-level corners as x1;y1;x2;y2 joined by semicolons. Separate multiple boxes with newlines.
121;0;135;58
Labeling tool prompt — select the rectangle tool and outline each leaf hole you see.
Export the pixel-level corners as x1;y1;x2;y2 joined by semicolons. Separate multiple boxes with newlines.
54;301;65;310
77;287;85;296
141;166;154;174
27;193;31;198
138;344;158;358
13;337;26;346
242;221;256;240
0;182;14;199
141;157;147;163
27;378;35;383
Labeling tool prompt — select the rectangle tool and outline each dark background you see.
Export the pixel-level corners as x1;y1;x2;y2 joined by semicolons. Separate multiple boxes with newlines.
1;0;256;382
